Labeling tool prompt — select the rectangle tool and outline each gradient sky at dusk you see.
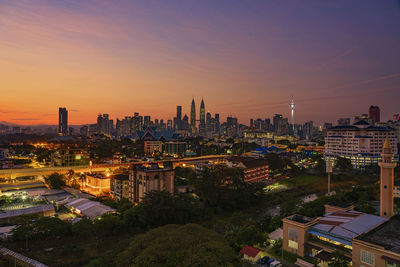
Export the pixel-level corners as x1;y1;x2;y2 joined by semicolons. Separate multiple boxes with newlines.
1;0;400;126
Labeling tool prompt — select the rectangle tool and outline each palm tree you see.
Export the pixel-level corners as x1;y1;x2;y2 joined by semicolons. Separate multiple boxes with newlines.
66;169;75;186
328;251;350;267
79;173;86;190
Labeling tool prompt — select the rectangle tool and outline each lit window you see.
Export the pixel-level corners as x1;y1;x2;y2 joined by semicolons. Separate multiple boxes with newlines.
288;228;298;250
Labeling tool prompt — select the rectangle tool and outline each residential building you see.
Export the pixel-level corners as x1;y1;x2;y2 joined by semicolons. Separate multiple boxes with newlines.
128;163;174;203
324;121;397;168
226;156;269;183
110;174;129;200
239;246;268;264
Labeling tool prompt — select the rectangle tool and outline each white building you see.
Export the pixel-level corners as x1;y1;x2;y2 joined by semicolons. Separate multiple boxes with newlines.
324;120;398;168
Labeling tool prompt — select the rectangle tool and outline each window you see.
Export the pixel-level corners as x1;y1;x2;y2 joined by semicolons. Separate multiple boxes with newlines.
361;250;375;266
386;262;400;267
288;228;298;250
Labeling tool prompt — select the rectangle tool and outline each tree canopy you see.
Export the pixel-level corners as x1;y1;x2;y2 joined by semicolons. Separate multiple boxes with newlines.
115;224;239;267
44;172;66;189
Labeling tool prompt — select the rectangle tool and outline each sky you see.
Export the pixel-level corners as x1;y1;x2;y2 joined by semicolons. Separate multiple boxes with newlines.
0;0;400;126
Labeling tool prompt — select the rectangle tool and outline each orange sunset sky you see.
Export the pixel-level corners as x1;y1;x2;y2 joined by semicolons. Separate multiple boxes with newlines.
1;0;400;126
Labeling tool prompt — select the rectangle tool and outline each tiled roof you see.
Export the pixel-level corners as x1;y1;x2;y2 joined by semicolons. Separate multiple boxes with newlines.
239;246;261;257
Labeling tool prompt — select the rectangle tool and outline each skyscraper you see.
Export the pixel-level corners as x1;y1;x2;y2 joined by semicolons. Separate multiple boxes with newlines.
176;106;182;121
199;98;206;135
58;107;68;136
369;105;380;123
190;98;196;134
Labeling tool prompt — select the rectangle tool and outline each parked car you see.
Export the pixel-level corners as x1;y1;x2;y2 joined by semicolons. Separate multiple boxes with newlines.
269;260;282;267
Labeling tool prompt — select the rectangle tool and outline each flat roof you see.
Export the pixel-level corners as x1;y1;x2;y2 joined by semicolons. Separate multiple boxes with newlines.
0;204;54;220
356;215;400;254
286;214;313;224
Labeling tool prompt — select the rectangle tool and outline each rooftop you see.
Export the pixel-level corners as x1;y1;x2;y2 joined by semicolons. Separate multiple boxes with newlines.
308;211;387;245
239;246;261;257
286;214;314;224
356;215;400;254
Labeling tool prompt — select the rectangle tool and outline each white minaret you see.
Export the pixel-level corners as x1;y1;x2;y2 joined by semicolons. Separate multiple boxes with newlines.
290;97;295;132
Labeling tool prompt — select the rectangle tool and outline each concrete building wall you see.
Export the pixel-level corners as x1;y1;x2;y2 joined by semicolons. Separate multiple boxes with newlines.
352;240;400;267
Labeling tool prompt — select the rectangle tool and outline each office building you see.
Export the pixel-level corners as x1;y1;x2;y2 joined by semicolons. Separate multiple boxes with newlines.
369;105;380;123
129;163;174;203
58;107;68;136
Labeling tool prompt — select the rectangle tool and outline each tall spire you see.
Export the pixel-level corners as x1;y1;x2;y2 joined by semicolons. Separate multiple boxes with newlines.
190;98;196;135
378;134;396;218
383;135;392;153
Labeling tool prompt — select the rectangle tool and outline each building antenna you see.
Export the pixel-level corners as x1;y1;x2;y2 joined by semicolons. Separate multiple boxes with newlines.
290;96;295;132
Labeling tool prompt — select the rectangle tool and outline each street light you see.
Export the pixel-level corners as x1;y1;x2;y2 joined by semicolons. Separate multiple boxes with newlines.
326;159;333;195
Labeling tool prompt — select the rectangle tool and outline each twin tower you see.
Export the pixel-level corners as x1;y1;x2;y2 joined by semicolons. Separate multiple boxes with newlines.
190;98;205;134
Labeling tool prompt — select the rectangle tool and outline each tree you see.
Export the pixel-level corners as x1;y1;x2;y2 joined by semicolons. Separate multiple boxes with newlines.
264;153;284;172
115;224;239;267
123;191;202;229
335;157;353;171
65;169;75;186
328;251;350;267
12;215;71;246
315;158;326;174
44;172;66;189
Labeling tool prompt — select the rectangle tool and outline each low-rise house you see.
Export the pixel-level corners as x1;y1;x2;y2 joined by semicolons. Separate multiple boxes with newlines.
239;245;267;263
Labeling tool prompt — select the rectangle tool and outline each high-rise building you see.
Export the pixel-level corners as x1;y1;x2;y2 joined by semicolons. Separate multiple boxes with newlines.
175;105;182;130
199;98;206;135
97;114;113;135
58;107;68;136
369;105;380;123
337;118;351;126
177;106;182;121
379;136;397;218
325;122;398;168
190;98;196;134
167;119;173;130
143;116;151;127
273;114;283;134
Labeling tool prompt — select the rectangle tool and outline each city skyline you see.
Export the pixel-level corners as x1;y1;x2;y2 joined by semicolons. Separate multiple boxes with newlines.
1;0;400;125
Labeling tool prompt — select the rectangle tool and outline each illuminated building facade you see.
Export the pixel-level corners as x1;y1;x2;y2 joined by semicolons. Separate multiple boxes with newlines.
324;121;397;168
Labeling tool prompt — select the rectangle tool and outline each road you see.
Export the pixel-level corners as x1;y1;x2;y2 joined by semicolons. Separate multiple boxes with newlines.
0;155;228;179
